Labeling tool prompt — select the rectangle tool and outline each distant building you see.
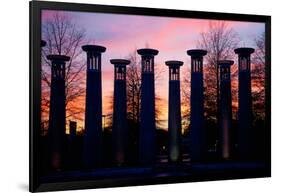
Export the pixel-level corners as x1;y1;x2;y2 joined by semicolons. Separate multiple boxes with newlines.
41;40;46;47
69;121;77;141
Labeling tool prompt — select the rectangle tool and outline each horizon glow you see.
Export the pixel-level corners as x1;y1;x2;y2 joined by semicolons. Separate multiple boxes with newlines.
41;10;265;132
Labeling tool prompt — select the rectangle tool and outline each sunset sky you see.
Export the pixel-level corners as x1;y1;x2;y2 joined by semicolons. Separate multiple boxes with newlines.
42;10;265;132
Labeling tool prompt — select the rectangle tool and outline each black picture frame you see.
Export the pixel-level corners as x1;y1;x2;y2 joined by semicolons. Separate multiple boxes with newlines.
30;1;271;192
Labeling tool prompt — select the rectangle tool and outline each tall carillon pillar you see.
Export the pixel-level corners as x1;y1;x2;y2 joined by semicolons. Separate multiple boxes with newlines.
82;45;106;168
234;47;255;160
218;60;234;160
187;49;207;162
111;59;131;166
47;54;70;170
138;48;159;165
166;60;184;163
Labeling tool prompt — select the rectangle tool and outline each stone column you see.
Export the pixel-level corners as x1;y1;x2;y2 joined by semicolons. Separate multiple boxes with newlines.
166;60;184;163
234;47;255;160
138;48;159;165
218;60;234;160
82;45;106;168
47;54;70;170
187;49;207;162
111;59;131;166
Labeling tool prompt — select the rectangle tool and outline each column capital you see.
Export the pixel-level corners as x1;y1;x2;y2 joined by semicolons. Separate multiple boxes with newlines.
165;60;184;68
111;59;130;81
187;49;207;57
110;59;131;66
47;54;70;63
218;60;234;67
82;44;106;53
137;48;159;56
234;47;255;55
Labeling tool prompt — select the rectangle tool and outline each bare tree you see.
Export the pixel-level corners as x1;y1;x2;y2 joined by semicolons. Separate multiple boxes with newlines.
180;66;191;135
41;12;86;132
125;49;165;128
193;21;240;150
197;21;240;122
126;50;142;124
253;32;265;66
252;32;265;119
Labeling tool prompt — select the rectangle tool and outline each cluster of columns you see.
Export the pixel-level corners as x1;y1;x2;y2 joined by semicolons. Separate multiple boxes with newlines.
44;39;256;169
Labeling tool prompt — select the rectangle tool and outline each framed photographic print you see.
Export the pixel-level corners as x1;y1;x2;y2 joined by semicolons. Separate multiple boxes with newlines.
30;1;271;192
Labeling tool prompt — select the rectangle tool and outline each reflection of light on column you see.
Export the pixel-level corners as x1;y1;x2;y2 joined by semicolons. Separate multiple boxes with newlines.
102;115;106;130
52;152;61;171
171;147;180;161
218;60;234;160
222;118;229;158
